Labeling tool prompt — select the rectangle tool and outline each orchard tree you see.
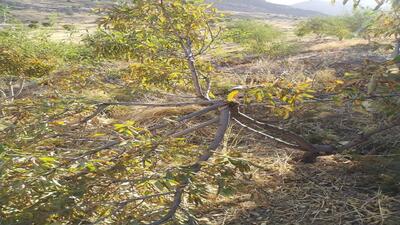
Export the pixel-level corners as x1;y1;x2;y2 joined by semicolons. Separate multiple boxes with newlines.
0;4;10;25
371;7;400;57
336;0;400;56
87;0;222;98
0;27;57;101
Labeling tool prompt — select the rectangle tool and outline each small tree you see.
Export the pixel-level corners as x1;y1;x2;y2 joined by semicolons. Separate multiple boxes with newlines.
0;4;10;25
296;17;328;38
335;0;400;57
87;0;221;98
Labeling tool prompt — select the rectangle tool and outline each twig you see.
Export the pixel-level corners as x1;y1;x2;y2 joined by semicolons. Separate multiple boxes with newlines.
81;100;220;123
339;117;400;152
14;79;25;98
232;117;298;149
99;100;218;107
170;117;219;137
231;104;319;152
147;101;226;132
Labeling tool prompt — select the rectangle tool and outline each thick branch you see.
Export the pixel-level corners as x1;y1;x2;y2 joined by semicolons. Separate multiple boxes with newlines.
231;105;319;152
149;107;230;225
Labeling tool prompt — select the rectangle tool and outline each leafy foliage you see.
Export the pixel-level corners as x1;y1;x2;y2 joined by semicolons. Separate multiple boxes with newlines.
226;19;295;56
0;1;250;224
295;12;376;41
85;0;220;90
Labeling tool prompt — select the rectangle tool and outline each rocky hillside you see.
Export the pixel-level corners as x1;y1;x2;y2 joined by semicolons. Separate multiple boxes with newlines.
0;0;323;23
206;0;324;17
292;0;351;15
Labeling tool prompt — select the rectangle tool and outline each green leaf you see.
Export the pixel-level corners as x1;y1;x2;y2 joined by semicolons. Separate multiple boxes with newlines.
86;163;97;172
220;186;235;197
0;144;5;154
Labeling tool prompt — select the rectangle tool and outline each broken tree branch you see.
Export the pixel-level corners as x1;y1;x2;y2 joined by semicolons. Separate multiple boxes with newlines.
231;104;320;152
147;101;226;133
81;100;220;123
149;106;230;225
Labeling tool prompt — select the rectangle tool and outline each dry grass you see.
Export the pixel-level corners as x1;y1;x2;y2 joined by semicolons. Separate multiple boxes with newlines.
201;32;399;225
197;139;400;225
310;39;370;52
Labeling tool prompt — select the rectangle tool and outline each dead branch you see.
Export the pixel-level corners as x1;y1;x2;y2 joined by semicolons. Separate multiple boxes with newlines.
170;117;219;137
81;104;108;123
99;100;218;107
231;104;320;152
148;101;227;133
339;116;400;152
81;100;220;123
232;117;298;149
79;101;227;158
14;79;25;98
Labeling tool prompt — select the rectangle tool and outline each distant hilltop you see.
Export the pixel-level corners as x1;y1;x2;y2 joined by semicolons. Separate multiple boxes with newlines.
292;0;352;16
0;0;325;23
206;0;324;17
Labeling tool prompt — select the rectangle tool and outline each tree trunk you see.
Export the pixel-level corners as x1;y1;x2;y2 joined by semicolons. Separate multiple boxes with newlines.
393;38;400;58
183;38;206;99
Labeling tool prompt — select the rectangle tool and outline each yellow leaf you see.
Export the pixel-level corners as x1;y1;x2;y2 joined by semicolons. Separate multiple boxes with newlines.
208;92;216;99
51;121;65;126
227;90;240;102
301;93;314;99
335;80;344;85
91;133;106;137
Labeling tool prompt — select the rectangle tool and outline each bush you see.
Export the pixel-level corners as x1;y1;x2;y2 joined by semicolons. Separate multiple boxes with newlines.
295;17;328;38
0;26;92;80
226;19;294;57
295;11;376;41
296;17;351;40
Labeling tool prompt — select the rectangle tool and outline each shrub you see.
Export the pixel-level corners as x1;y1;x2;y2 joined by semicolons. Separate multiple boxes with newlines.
226;19;294;57
295;17;328;38
0;26;92;80
295;11;376;41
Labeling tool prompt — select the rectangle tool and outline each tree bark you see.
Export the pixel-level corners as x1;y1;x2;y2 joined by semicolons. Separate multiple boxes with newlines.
183;38;206;99
393;37;400;58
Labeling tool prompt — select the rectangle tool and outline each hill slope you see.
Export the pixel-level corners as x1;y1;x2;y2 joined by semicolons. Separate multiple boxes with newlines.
292;0;352;15
1;0;323;24
206;0;324;17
